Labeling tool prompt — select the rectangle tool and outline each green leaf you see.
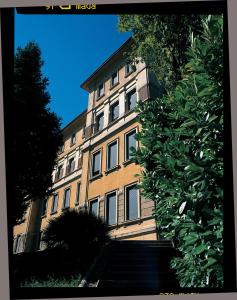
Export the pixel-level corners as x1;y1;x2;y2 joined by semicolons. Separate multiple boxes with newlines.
204;258;217;269
193;244;207;255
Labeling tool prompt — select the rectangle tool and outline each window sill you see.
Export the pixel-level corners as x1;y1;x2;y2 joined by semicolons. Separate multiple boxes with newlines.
109;81;119;90
105;165;121;175
123;159;133;167
108;117;119;126
91;110;138;139
96;94;105;101
124;70;135;78
62;207;70;212
124;107;136;116
122;218;142;227
70;142;76;147
54;168;80;183
89;173;103;182
93;129;103;137
107;223;119;229
50;211;58;216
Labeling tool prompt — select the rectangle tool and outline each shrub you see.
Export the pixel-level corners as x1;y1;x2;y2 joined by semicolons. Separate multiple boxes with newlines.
133;15;224;288
42;209;110;254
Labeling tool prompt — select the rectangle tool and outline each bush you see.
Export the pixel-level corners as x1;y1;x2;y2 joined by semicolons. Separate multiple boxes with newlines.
20;274;81;288
134;15;224;288
13;246;94;288
42;209;110;253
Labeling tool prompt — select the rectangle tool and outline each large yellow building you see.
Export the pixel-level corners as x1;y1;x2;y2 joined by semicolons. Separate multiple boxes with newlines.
13;39;162;254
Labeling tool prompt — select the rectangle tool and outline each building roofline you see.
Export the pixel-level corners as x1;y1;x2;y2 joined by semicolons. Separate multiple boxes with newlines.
62;109;87;135
80;37;132;91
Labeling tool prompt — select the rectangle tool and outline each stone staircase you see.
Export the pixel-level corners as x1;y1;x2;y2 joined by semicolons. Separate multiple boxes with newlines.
79;239;180;292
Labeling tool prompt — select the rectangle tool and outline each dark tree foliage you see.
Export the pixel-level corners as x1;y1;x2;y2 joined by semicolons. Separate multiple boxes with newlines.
119;14;202;91
7;42;62;226
123;15;224;287
42;209;110;253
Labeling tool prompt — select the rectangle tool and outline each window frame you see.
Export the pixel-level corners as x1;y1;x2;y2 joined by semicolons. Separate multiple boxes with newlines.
56;164;64;180
106;138;119;171
59;143;64;153
124;127;138;162
68;156;75;174
95;112;104;133
89;197;99;217
62;187;71;210
110;70;119;88
105;190;118;226
14;235;21;254
97;82;105;99
109;100;120;123
125;63;136;77
51;193;59;214
75;182;81;206
91;148;102;179
124;182;140;222
38;231;46;251
41;198;48;218
126;88;137;112
70;133;76;146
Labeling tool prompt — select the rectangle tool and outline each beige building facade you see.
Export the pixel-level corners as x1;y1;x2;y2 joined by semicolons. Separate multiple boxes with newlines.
13;39;162;254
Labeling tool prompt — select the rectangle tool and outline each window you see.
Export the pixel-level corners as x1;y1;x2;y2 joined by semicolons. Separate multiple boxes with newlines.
106;192;117;225
110;101;119;122
125;63;135;76
41;199;47;217
90;198;98;216
13;236;18;253
82;126;86;138
38;231;46;251
111;71;118;87
125;184;139;221
97;83;104;98
51;194;58;214
95;112;104;133
91;150;101;177
71;133;76;146
55;164;64;180
67;157;75;174
125;129;137;161
107;140;118;170
59;143;64;153
75;183;80;205
14;235;22;254
126;89;137;112
63;188;71;209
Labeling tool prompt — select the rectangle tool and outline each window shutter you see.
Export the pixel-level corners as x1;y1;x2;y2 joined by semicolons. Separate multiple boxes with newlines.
13;237;17;254
18;234;25;253
125;96;128;113
66;164;69;175
71;160;75;172
77;157;82;169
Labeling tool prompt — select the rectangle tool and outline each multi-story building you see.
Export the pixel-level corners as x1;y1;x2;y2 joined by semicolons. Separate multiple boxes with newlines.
13;38;162;254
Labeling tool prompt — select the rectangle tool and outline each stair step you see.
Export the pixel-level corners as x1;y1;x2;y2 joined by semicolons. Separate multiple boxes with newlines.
101;271;177;280
106;255;174;261
108;246;175;251
107;252;176;259
112;240;172;243
98;279;179;288
80;240;179;288
103;264;174;271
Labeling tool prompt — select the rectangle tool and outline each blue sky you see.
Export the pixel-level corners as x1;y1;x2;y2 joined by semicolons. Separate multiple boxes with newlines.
15;12;131;128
